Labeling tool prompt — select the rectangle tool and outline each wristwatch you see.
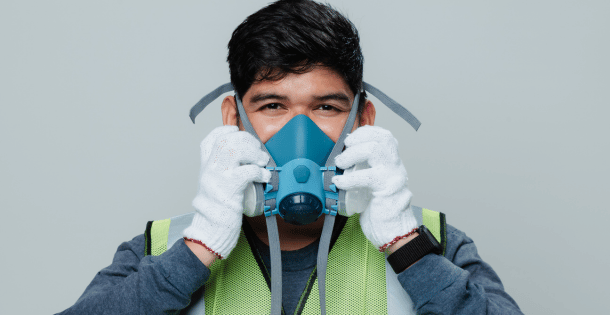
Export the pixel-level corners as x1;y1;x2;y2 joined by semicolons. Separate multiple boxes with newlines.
386;225;442;273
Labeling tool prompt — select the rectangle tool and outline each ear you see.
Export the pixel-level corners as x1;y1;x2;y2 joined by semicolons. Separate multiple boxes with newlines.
359;100;376;126
221;96;238;126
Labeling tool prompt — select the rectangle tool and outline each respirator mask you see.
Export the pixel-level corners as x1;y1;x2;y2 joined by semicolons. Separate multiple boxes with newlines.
189;82;420;315
251;114;336;226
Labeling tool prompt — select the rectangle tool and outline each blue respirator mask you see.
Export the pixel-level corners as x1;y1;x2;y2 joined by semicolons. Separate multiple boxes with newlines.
189;82;420;315
263;114;336;225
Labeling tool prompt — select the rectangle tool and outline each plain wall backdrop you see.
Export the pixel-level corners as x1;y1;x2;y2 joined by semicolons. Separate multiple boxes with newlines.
1;0;608;314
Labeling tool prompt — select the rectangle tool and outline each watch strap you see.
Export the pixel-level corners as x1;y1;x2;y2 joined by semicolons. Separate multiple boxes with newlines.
386;225;441;273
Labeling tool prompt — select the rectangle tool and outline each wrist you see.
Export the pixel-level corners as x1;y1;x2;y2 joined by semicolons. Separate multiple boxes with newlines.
379;227;418;252
386;232;419;254
184;238;221;267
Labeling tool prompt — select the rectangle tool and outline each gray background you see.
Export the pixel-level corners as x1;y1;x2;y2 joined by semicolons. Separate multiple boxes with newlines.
1;0;608;314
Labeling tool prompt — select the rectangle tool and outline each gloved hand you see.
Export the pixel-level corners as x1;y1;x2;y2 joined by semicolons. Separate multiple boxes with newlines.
332;126;418;251
183;125;271;259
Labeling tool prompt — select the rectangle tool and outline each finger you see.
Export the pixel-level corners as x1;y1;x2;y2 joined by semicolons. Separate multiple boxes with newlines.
334;141;379;169
238;149;270;167
332;167;382;191
230;132;269;166
200;125;239;158
211;131;267;167
230;165;272;187
344;125;396;148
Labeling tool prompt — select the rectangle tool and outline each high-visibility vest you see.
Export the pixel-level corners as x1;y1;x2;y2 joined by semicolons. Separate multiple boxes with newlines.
145;206;446;315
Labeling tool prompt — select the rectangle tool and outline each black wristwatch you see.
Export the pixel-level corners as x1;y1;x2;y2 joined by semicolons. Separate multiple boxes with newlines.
386;225;442;273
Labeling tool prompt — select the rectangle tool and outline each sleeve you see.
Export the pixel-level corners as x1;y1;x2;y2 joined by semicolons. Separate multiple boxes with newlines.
56;234;211;315
396;224;523;314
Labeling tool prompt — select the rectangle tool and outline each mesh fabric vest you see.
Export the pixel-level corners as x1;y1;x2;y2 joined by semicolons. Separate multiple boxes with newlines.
145;207;446;315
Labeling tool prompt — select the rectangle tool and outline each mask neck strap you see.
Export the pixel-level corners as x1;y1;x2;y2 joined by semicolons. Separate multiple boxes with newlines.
315;91;361;315
266;215;283;315
317;214;336;315
234;93;283;315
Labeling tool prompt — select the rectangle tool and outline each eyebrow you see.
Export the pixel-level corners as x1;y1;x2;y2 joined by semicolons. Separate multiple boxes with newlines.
249;93;288;103
249;92;351;104
314;93;350;103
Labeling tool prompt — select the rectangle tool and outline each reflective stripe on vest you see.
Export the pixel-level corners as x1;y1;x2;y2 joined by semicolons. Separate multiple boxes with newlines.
145;206;446;315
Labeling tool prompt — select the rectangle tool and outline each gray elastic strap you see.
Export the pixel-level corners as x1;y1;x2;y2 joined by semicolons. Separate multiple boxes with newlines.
189;83;234;123
236;95;278;218
363;82;421;131
266;215;283;315
236;96;277;167
325;93;360;167
319;93;356;315
234;90;280;313
188;82;421;132
317;214;336;315
235;95;260;140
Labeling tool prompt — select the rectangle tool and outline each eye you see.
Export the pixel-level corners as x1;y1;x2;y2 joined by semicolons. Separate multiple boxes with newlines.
319;105;339;111
317;104;346;114
261;103;282;110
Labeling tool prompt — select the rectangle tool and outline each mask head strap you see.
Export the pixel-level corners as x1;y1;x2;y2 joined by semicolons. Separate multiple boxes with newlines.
189;83;234;123
189;81;421;132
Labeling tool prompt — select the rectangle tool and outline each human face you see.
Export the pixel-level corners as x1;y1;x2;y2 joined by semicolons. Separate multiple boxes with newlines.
221;67;375;143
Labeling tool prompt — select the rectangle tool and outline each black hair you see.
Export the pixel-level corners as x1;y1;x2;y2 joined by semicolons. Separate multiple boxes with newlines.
227;0;366;113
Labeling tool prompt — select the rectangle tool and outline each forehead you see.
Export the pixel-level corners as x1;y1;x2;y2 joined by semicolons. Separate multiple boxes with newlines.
245;67;353;100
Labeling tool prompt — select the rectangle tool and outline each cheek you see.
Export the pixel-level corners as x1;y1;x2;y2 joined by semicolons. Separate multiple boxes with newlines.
252;117;288;144
251;114;353;144
318;121;348;143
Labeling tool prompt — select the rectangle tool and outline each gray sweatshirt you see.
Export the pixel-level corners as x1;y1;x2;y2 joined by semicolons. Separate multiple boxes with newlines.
57;222;523;314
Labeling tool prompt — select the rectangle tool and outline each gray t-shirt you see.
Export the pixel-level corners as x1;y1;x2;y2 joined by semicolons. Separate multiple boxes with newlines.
251;234;318;315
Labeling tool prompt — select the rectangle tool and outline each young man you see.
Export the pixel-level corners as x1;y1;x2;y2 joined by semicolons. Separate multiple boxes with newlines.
58;0;522;314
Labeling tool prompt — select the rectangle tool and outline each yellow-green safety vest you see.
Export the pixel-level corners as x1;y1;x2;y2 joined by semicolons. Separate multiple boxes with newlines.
145;206;446;315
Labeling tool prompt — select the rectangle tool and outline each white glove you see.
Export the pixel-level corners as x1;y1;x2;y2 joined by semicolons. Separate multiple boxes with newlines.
332;126;417;251
183;126;271;259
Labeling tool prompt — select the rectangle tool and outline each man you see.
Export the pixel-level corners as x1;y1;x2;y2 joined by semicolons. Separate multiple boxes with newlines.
58;0;522;314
